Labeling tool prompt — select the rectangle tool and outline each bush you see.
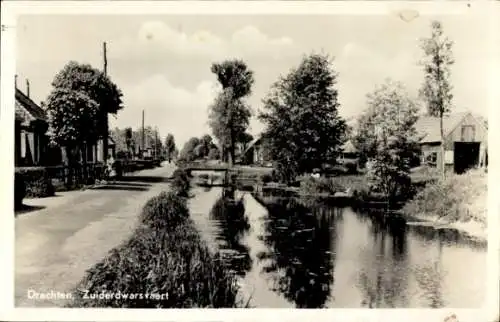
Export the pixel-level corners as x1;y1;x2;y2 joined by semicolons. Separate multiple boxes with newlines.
15;167;55;198
139;191;189;229
171;168;191;197
403;169;487;224
299;176;345;195
68;192;239;308
15;172;26;209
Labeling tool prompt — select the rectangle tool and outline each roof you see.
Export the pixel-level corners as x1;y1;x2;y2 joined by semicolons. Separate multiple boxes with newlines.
15;88;47;123
415;112;470;143
241;135;262;156
341;140;358;153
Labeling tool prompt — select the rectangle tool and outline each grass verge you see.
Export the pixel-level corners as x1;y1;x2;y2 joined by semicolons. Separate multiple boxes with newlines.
67;168;241;308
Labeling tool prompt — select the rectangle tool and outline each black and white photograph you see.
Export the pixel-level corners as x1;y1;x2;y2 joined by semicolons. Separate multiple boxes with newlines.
1;1;498;321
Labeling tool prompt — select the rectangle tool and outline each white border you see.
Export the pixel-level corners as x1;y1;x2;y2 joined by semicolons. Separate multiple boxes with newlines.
1;1;499;321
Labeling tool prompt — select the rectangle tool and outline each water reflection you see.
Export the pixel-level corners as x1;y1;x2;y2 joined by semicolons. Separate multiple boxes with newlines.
353;210;410;308
209;189;252;277
192;188;487;308
256;196;338;308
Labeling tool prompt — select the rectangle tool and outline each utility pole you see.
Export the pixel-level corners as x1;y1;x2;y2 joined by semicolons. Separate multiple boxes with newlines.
141;110;145;158
102;42;109;162
155;126;159;160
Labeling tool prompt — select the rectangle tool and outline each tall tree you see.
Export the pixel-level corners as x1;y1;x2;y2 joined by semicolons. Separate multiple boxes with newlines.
209;59;254;166
362;80;420;206
51;61;124;159
45;88;100;184
419;20;454;179
164;133;176;163
259;53;346;183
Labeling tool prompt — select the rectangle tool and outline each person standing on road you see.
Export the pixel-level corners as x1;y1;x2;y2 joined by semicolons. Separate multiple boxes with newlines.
106;155;116;184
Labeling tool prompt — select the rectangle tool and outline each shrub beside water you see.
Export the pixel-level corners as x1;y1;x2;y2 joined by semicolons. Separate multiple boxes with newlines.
403;169;487;225
139;191;190;229
299;176;346;195
68;191;240;308
171;168;191;197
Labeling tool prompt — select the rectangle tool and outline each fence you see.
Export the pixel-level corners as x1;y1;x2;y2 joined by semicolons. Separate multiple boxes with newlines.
45;163;107;188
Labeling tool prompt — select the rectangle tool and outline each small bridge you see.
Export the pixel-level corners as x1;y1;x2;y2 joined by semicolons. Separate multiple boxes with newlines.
182;163;232;177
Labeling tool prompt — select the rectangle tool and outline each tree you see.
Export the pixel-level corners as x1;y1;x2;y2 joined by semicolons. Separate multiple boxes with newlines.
198;134;214;159
125;127;133;158
165;134;176;163
110;127;127;156
209;59;254;166
259;53;346;183
179;137;201;162
208;147;221;160
51;61;124;160
354;108;380;168
45;88;100;184
362;80;420;206
419;20;454;179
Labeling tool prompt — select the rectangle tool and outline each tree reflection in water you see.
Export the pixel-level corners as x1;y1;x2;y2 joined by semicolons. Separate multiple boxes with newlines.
355;210;410;308
209;188;252;277
256;196;339;308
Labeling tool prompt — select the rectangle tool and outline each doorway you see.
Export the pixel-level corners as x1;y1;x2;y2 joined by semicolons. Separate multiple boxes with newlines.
454;142;480;174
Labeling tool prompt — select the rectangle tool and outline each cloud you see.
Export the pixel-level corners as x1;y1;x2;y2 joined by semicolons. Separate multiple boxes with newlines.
111;21;295;62
110;74;221;148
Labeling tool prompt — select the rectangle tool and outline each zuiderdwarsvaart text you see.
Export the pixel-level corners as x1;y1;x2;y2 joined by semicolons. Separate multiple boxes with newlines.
27;289;169;301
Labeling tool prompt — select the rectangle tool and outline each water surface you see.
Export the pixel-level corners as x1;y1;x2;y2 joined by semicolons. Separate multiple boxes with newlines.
188;187;486;308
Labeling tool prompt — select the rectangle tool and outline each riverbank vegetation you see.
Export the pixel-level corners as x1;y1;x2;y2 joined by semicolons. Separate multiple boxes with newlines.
68;168;241;308
403;169;487;237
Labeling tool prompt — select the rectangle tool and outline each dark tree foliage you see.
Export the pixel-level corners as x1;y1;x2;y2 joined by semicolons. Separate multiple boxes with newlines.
210;60;254;99
51;61;124;133
45;88;100;165
259;53;346;183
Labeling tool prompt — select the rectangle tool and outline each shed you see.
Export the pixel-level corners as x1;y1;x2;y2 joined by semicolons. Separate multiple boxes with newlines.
415;111;488;173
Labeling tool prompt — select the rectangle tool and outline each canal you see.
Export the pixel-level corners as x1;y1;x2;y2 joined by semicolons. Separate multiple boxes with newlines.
188;186;487;308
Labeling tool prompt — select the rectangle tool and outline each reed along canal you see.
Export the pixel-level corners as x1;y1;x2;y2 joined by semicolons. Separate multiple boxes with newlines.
188;186;486;308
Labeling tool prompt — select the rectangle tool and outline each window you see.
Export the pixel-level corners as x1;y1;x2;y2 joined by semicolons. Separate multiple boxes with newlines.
461;125;475;142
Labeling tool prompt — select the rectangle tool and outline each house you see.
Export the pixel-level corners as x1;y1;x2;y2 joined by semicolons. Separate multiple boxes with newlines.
339;140;359;160
239;135;271;166
15;78;106;166
415;111;488;174
15;83;49;167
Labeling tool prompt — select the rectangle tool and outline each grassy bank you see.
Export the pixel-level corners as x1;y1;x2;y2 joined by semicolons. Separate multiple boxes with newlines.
402;169;487;241
67;169;241;308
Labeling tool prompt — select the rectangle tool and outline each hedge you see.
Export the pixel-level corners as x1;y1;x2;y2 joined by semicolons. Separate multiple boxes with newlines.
15;167;55;198
68;191;240;308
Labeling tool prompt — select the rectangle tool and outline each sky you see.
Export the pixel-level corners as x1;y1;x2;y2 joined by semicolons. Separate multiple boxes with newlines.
16;13;493;148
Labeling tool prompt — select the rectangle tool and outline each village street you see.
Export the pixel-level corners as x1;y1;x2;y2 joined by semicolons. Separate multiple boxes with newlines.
14;162;177;307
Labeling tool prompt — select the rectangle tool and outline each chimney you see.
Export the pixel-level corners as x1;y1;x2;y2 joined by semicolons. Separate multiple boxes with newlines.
15;75;18;89
26;79;30;97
